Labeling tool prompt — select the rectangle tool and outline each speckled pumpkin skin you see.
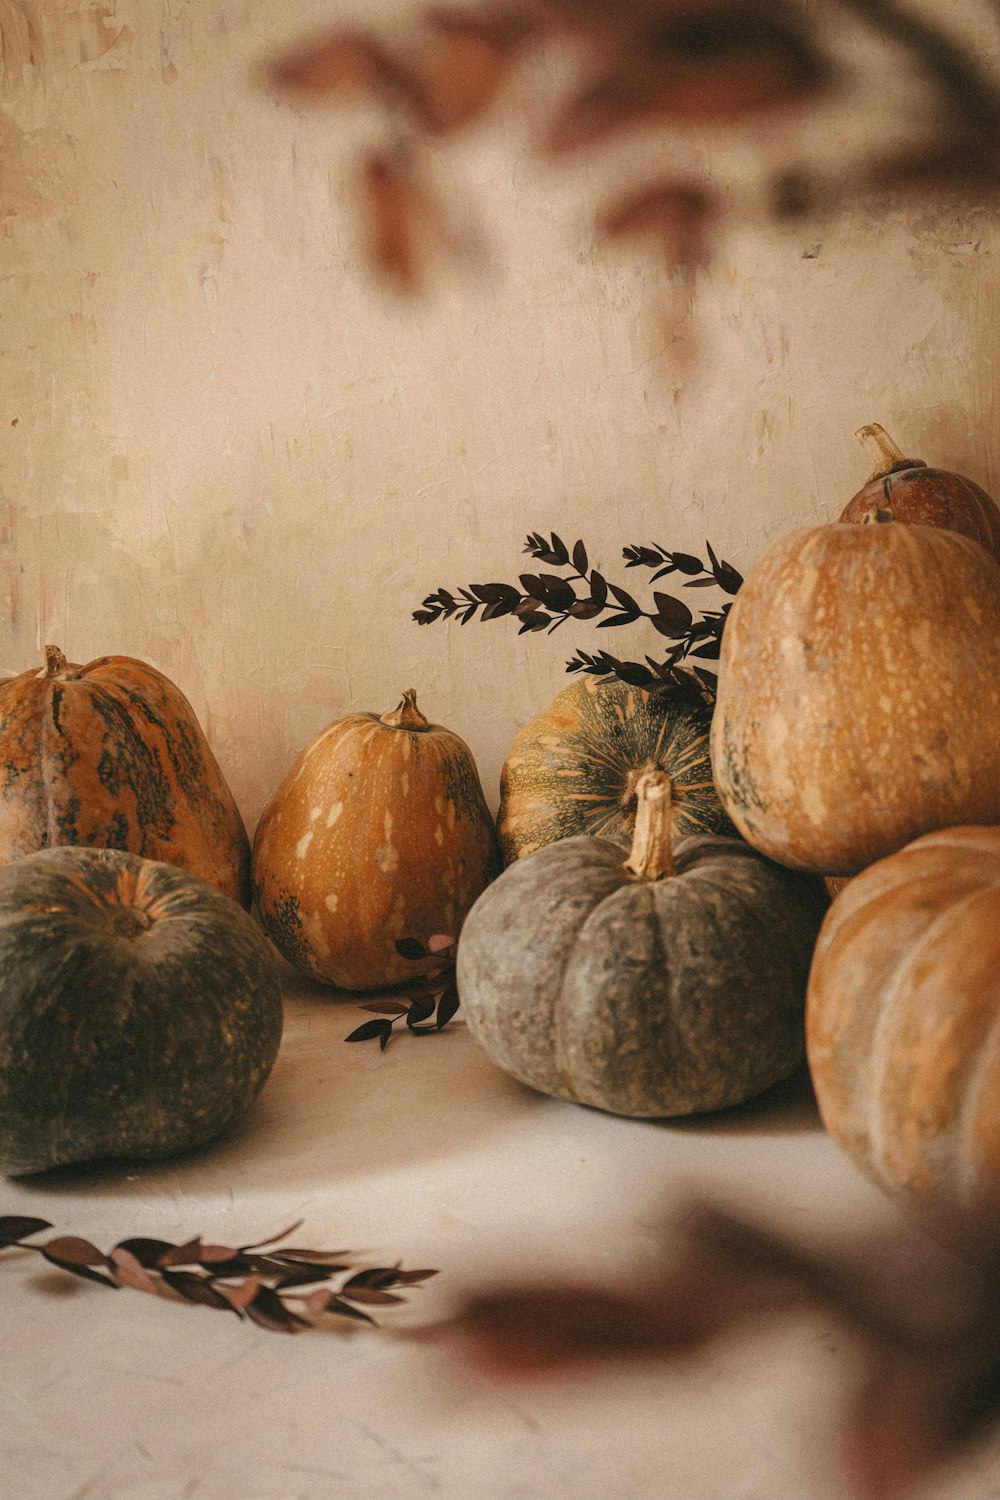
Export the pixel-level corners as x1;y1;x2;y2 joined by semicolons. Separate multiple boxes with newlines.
497;678;735;863
840;462;1000;565
252;704;502;990
457;832;827;1117
0;846;282;1177
0;651;251;907
807;826;1000;1210
711;522;1000;876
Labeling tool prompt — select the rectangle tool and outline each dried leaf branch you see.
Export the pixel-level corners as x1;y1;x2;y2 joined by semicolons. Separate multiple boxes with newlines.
415;531;742;701
453;1197;1000;1499
0;1215;436;1333
346;935;460;1049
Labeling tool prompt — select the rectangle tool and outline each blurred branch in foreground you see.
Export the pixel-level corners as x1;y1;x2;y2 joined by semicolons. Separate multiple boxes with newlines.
268;2;1000;291
451;1198;1000;1500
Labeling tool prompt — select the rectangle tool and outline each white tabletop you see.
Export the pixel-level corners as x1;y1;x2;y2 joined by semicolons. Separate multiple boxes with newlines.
2;969;994;1500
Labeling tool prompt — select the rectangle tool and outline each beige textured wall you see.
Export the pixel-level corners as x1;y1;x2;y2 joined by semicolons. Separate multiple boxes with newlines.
3;1;998;830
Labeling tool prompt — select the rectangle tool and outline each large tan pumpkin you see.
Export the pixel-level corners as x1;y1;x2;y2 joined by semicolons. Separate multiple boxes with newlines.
710;518;1000;875
0;646;250;906
252;690;502;989
807;825;1000;1210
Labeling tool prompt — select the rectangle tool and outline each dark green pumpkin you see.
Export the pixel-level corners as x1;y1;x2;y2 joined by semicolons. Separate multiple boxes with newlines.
460;770;827;1117
0;846;282;1176
497;677;735;864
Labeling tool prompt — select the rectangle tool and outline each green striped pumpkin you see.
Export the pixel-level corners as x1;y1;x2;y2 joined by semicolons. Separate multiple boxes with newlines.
497;677;736;863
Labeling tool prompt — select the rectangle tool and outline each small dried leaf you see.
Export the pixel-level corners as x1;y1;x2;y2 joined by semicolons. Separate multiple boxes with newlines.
342;1287;406;1306
216;1275;263;1311
325;1296;377;1324
41;1236;110;1269
245;1285;309;1334
0;1215;52;1248
426;933;455;954
113;1237;177;1268
436;985;461;1028
160;1270;235;1311
407;998;436;1028
390;1267;439;1285
395;936;429;960
572;539;589;574
239;1221;306;1252
346;1018;394;1046
109;1247;160;1296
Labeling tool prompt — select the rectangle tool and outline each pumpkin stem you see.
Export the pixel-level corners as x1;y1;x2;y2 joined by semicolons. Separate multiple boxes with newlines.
625;769;675;881
860;505;898;526
43;645;70;677
380;688;431;731
855;422;926;480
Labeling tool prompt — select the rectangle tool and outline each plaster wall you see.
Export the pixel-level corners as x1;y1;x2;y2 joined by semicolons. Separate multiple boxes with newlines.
2;0;998;827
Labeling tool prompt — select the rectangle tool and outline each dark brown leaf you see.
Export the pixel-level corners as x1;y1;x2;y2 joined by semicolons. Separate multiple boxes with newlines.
360;999;410;1016
346;1018;394;1046
572;538;588;574
341;1287;407;1306
436;984;461;1028
244;1285;310;1334
0;1215;52;1248
160;1270;236;1312
325;1296;377;1324
40;1235;111;1276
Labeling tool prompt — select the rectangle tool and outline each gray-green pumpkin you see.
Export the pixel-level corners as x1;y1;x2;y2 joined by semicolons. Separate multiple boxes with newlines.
497;676;735;864
459;770;827;1117
0;845;283;1176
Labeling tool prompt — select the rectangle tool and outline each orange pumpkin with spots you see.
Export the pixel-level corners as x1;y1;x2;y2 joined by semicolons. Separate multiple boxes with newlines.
251;689;502;990
0;647;251;905
807;825;1000;1210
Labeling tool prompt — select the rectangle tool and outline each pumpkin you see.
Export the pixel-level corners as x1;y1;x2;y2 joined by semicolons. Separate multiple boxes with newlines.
497;676;736;864
252;689;502;990
0;845;282;1176
710;516;1000;875
840;423;1000;564
458;769;827;1117
0;646;251;907
806;825;1000;1210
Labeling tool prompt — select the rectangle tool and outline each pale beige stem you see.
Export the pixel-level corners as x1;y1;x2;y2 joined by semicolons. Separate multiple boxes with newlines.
380;688;431;731
855;422;925;480
624;768;675;881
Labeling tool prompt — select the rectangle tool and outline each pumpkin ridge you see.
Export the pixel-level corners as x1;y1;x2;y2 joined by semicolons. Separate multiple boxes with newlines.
870;884;1000;1200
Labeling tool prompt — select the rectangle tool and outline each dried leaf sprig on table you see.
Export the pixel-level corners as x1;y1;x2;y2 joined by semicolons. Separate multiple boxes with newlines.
346;935;459;1049
268;3;1000;292
0;1215;436;1333
415;531;742;701
453;1198;1000;1500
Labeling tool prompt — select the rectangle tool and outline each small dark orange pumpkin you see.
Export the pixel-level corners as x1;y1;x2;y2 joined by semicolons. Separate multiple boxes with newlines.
0;647;251;906
840;423;1000;564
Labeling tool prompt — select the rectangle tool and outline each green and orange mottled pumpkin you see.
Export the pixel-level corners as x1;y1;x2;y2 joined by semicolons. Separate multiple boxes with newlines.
0;647;251;906
497;677;736;864
252;689;502;990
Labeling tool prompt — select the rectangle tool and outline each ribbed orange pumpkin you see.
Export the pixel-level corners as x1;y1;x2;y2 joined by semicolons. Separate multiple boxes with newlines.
710;518;1000;875
0;647;250;906
252;689;502;990
807;826;1000;1210
840;423;1000;564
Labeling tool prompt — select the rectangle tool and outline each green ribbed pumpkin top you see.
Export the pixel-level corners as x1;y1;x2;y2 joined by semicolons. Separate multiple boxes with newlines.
497;677;735;863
